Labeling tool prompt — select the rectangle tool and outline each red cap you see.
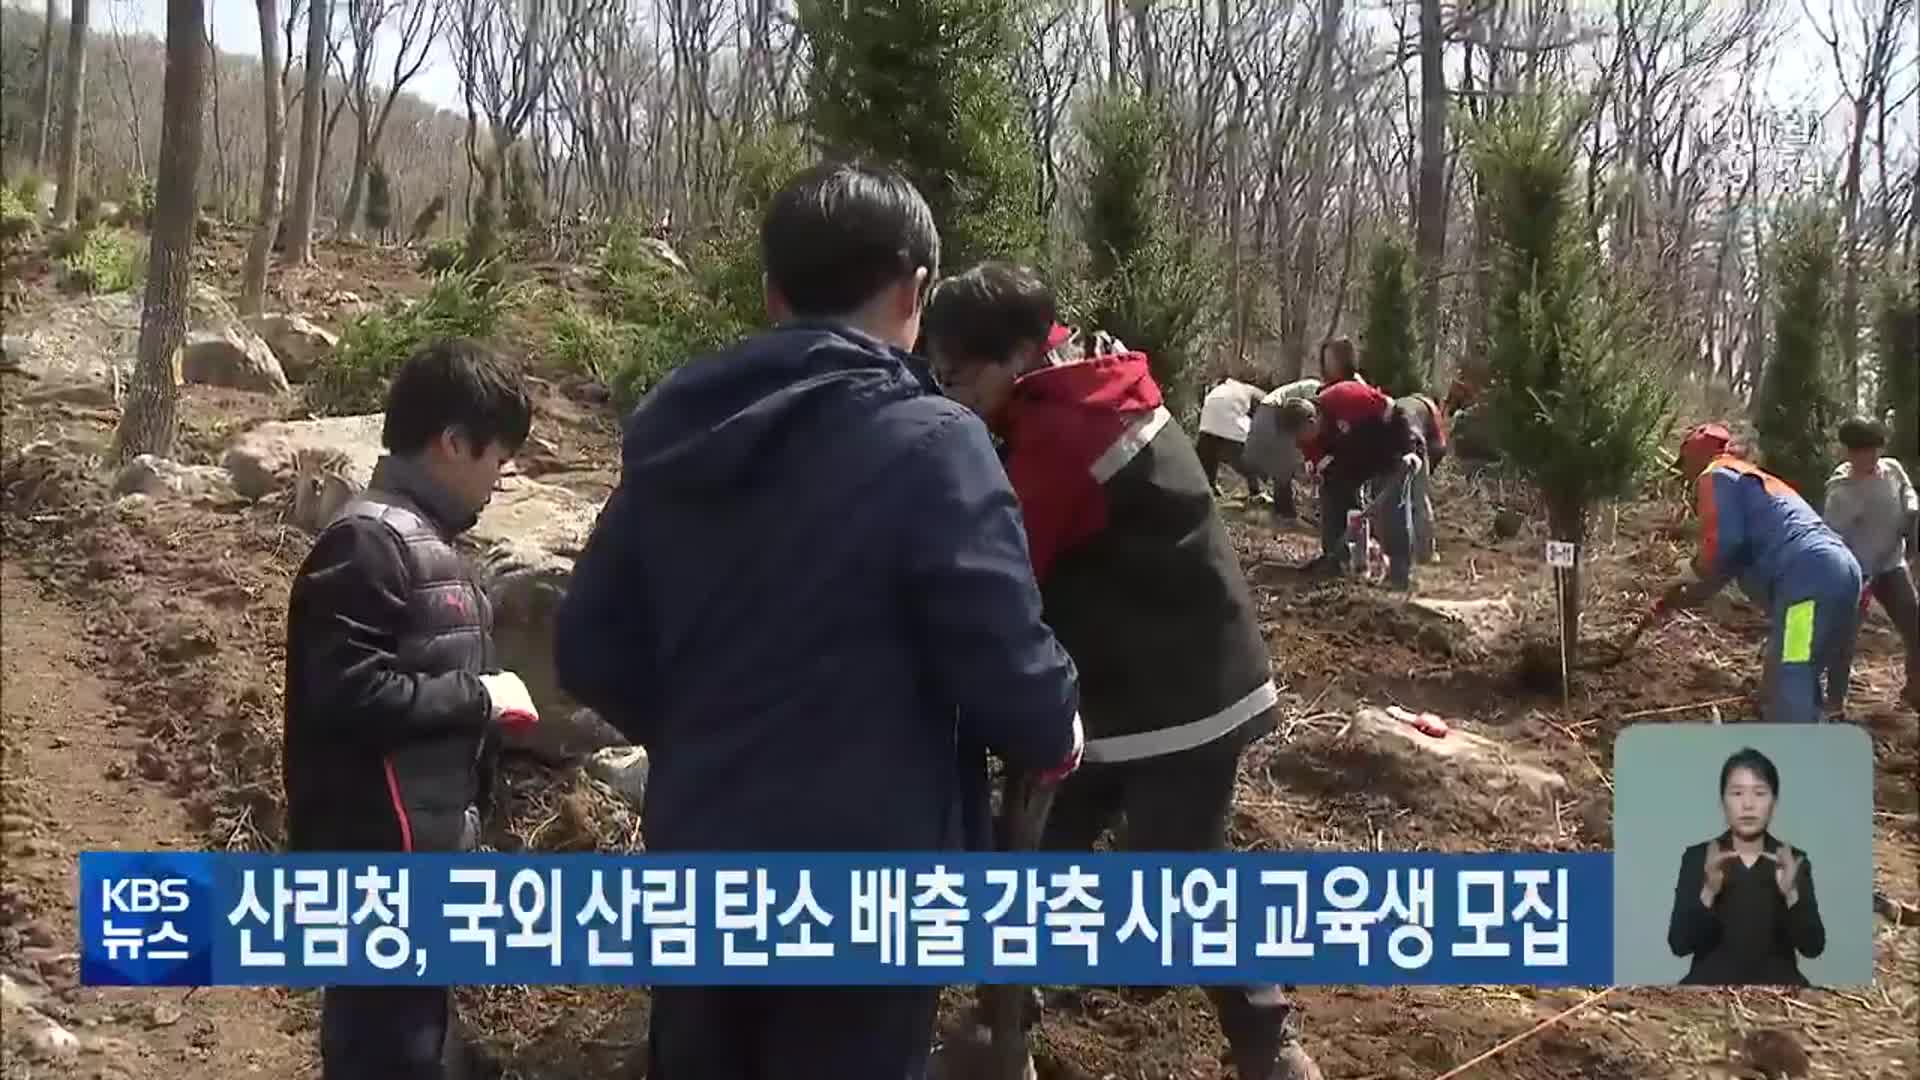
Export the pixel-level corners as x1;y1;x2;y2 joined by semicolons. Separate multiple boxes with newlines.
1046;323;1072;349
1680;423;1731;462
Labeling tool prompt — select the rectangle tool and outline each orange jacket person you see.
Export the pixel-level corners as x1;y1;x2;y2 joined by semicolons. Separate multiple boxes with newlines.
1653;424;1862;723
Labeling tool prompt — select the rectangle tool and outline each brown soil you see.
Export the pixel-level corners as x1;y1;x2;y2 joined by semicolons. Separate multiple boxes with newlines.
3;238;1916;1079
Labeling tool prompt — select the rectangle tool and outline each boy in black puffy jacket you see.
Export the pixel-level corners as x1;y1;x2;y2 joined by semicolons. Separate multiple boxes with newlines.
283;338;536;1080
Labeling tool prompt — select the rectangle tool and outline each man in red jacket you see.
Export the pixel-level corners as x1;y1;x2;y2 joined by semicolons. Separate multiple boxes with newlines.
924;262;1324;1080
1278;378;1426;587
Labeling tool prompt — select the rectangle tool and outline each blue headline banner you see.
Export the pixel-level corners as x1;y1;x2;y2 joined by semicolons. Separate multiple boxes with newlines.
79;852;1610;988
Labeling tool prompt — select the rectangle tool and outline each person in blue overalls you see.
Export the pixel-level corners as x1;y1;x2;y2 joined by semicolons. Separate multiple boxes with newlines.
1652;423;1863;723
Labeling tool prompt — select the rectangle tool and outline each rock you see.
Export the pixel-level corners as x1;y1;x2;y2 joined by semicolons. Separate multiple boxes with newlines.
472;478;624;759
4;975;80;1062
1406;595;1520;656
14;380;117;410
639;237;689;274
111;455;241;505
9;284;274;392
1;334;35;370
145;1002;182;1029
181;327;291;394
1740;1029;1810;1079
1348;707;1567;799
245;314;336;383
584;746;649;809
222;413;384;506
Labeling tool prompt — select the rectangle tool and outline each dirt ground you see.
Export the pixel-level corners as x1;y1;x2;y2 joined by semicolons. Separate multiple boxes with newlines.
1;238;1916;1079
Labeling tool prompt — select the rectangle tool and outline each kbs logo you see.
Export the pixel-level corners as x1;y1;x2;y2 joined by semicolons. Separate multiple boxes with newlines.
102;877;192;914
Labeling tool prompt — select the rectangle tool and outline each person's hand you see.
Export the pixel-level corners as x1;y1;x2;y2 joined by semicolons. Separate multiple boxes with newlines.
1402;451;1424;474
1700;840;1740;907
479;671;540;734
1037;713;1085;786
1771;846;1802;907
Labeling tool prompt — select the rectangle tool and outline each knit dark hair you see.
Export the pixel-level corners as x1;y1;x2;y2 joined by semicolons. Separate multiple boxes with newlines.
382;337;532;456
1837;415;1887;451
1719;747;1780;796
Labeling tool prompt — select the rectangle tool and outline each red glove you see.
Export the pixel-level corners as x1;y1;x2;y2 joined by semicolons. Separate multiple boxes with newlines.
1037;714;1085;786
1860;588;1872;617
479;672;540;734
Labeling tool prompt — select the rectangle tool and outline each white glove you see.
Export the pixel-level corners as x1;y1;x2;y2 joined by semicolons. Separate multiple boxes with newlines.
1403;452;1425;474
478;672;539;733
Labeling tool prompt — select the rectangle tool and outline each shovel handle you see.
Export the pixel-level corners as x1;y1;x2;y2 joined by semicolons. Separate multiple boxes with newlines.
987;772;1057;1080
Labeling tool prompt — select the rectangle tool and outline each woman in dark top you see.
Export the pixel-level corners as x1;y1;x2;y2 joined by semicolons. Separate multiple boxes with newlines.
1667;747;1826;986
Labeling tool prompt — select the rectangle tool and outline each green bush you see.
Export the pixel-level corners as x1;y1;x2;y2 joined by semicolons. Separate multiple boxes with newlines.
1361;232;1421;399
550;300;637;384
58;227;145;293
1872;273;1918;477
304;265;520;415
798;0;1040;269
1755;201;1841;505
365;162;394;236
1076;90;1223;416
421;236;465;274
14;173;46;206
0;185;38;246
591;128;807;411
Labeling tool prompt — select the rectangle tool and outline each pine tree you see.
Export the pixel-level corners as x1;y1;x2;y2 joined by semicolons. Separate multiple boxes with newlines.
1473;94;1673;669
504;143;542;234
1362;232;1421;398
364;161;393;240
1076;90;1222;417
1873;273;1918;476
796;0;1038;270
1755;202;1840;505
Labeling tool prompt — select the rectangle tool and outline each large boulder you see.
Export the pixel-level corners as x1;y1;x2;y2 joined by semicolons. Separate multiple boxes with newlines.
222;413;384;507
182;327;292;394
470;477;624;759
245;313;337;383
8;283;276;391
111;454;242;505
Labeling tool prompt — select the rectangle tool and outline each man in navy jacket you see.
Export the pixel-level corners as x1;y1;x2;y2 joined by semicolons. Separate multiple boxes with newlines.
553;162;1083;1079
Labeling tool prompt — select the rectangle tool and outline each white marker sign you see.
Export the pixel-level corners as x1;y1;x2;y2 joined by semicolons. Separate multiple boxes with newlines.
1545;541;1576;569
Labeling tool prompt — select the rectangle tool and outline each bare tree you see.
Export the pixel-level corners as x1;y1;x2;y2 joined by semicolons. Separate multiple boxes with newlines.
242;0;288;315
286;0;330;262
1414;0;1445;381
1808;0;1914;403
115;0;209;465
337;0;440;237
35;0;58;170
454;0;611;240
52;0;91;226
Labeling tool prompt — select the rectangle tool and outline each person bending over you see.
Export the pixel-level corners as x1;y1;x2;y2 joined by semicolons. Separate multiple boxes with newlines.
924;261;1323;1080
1654;424;1862;723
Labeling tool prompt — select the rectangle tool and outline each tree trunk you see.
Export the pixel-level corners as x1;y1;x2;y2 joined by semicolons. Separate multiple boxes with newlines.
241;0;286;317
1282;0;1343;376
1414;0;1446;383
1838;96;1870;408
1547;499;1587;673
114;0;209;466
52;0;90;227
34;0;57;169
286;0;329;264
339;118;372;239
